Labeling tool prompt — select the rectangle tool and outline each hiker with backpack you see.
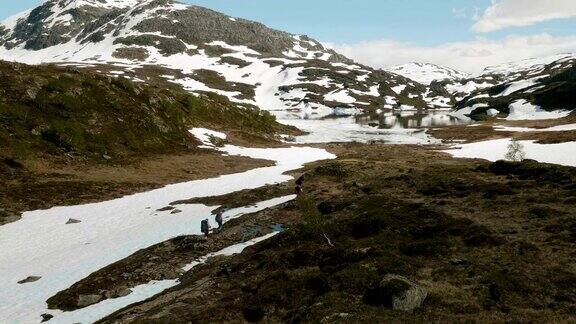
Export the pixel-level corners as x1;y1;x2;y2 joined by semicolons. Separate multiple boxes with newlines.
215;210;224;232
200;219;210;237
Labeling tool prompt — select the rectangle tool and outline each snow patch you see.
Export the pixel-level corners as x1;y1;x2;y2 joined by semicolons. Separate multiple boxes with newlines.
444;139;576;167
189;128;227;148
391;84;406;94
507;99;571;120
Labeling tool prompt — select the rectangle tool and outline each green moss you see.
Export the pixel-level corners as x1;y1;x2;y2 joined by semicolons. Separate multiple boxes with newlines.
0;61;290;162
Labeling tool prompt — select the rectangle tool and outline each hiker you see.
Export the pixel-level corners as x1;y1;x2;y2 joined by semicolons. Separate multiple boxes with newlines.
295;175;305;196
295;185;302;196
215;211;224;231
201;219;210;237
296;175;304;187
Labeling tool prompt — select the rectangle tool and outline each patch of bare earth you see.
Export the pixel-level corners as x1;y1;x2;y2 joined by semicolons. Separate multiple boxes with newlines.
429;113;576;144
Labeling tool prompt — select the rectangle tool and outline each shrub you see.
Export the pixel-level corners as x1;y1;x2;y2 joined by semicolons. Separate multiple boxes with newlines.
505;139;526;162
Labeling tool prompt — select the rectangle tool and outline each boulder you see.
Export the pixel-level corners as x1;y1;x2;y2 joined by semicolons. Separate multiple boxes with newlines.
18;276;41;284
363;274;427;311
41;313;53;322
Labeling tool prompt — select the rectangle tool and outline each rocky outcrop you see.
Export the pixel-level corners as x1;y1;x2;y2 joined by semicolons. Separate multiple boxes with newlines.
363;274;428;311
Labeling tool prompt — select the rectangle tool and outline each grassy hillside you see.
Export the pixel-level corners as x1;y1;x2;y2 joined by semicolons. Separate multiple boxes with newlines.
0;60;294;225
0;61;292;163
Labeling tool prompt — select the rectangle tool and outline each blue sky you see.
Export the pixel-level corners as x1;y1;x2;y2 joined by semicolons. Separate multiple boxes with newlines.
2;0;576;72
4;0;575;44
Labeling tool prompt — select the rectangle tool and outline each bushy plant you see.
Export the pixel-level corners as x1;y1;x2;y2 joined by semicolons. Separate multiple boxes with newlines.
505;139;526;162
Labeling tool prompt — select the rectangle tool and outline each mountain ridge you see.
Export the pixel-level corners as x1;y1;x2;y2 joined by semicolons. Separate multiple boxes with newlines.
0;0;454;115
388;62;470;85
2;1;574;120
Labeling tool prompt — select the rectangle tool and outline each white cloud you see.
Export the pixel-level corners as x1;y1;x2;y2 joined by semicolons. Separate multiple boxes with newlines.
331;34;576;74
452;8;468;19
473;0;576;33
451;7;481;20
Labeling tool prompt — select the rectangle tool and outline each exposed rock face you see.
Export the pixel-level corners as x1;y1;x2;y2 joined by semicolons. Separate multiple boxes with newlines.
0;0;453;116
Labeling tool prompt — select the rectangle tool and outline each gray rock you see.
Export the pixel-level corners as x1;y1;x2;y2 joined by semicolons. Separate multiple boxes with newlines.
41;313;53;322
385;275;427;311
450;258;468;266
18;275;41;284
77;294;102;308
363;274;427;311
66;218;81;224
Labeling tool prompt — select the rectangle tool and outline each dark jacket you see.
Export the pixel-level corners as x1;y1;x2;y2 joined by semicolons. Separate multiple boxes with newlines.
201;219;210;233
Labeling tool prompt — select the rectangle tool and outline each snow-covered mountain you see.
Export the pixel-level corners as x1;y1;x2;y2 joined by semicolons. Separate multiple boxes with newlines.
388;62;469;85
0;0;454;118
454;53;576;119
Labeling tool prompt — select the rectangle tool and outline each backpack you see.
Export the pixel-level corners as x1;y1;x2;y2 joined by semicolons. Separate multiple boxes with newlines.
201;219;209;232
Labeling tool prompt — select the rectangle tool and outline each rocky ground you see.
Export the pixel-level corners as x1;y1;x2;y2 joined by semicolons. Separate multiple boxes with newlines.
61;142;576;323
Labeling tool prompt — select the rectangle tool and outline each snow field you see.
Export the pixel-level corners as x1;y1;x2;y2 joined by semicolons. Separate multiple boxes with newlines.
0;129;335;323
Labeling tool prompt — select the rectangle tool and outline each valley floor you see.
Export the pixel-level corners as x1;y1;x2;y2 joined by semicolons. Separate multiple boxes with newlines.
98;142;576;323
1;119;575;323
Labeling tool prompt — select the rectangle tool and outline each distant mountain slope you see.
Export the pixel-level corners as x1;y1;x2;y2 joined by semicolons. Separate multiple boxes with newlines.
454;54;576;119
0;0;453;115
437;53;576;100
388;62;469;85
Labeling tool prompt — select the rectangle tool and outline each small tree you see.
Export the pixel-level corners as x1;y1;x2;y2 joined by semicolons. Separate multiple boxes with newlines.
505;139;526;162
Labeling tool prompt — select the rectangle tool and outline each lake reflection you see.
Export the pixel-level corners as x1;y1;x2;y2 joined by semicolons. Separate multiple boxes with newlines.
358;111;471;129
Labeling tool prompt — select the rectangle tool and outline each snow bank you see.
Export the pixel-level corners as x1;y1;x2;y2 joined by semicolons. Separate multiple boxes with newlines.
507;99;571;120
391;85;406;94
443;138;576;167
495;78;540;97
